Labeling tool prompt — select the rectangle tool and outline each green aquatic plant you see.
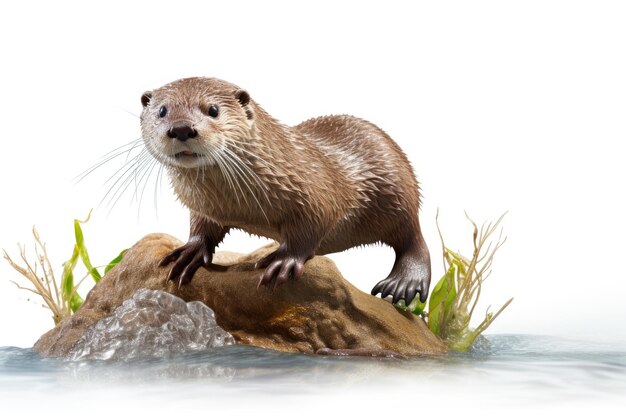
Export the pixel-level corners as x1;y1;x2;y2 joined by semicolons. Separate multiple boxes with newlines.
3;211;126;324
398;212;513;352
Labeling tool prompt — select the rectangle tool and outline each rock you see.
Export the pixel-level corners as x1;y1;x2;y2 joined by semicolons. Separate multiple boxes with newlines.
34;234;446;357
68;289;235;361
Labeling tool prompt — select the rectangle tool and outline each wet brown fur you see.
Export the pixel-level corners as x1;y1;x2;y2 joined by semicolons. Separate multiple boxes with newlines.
140;77;431;303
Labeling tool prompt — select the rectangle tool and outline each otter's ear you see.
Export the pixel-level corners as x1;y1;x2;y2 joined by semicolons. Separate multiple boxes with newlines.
141;91;152;107
234;90;254;124
235;90;250;107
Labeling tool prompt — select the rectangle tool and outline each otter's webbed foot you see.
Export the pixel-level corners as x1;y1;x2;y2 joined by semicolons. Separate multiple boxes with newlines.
371;273;429;305
372;256;430;305
159;238;213;286
371;247;431;304
255;248;310;289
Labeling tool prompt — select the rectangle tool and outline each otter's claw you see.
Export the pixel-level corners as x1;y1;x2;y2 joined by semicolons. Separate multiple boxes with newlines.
371;275;429;304
160;239;212;286
256;252;306;289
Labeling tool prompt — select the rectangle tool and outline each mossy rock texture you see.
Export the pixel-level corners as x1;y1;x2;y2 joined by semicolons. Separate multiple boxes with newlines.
34;234;446;357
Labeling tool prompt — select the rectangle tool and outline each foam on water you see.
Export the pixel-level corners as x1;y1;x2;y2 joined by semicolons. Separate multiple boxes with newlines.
68;289;234;360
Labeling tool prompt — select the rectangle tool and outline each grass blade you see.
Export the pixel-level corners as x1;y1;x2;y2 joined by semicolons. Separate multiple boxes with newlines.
74;211;102;283
104;249;127;274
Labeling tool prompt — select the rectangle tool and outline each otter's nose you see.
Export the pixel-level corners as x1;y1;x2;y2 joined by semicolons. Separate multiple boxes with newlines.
167;124;198;141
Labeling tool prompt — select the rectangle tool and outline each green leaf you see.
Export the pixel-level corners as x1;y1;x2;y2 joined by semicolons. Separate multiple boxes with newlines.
408;297;427;315
394;293;427;315
61;245;79;298
446;249;468;275
65;272;84;313
428;302;442;336
74;212;102;283
104;249;128;274
447;329;480;352
60;245;84;312
427;264;457;336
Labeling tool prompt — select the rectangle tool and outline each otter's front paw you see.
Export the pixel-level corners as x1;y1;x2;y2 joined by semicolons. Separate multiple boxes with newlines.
159;238;213;286
255;251;307;288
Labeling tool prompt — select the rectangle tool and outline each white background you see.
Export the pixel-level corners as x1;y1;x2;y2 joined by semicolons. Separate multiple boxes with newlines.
0;0;625;350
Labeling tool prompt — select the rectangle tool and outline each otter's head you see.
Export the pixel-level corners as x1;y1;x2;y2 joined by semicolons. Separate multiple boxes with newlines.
140;77;254;169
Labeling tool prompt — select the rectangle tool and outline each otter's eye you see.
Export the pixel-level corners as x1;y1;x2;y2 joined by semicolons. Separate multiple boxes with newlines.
159;106;167;118
208;105;219;118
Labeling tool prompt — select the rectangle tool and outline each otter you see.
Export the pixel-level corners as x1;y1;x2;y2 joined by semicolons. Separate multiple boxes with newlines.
140;77;431;304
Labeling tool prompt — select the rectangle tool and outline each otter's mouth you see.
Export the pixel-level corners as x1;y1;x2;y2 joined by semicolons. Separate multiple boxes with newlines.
174;150;200;159
163;149;214;168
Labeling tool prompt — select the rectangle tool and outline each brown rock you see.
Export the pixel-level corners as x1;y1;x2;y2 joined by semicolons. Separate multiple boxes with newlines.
34;234;446;357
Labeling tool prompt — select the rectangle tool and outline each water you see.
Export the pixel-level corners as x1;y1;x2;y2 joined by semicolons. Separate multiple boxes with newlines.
68;289;235;360
1;335;625;415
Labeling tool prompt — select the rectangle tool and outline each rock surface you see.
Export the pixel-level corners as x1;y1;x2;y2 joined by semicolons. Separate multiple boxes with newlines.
34;234;446;357
68;288;234;361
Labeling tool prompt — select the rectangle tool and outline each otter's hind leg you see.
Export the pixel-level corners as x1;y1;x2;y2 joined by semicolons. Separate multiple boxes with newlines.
371;233;431;304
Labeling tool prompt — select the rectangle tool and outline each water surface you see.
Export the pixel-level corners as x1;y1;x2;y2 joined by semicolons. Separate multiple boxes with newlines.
1;335;625;415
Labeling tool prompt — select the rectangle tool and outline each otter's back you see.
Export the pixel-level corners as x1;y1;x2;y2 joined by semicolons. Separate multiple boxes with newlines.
294;115;422;253
293;115;419;194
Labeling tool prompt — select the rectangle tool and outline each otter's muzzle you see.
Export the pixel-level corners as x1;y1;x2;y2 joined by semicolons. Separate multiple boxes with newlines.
167;123;198;142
